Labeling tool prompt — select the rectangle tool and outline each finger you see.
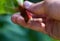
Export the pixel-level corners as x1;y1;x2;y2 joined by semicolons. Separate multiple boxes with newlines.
11;12;27;26
23;1;34;9
11;13;46;33
28;18;46;33
24;1;45;15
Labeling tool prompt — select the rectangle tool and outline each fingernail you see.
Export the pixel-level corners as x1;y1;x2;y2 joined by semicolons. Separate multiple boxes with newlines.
24;1;33;9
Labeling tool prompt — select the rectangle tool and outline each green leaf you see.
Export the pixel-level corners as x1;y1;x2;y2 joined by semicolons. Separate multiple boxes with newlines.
0;0;18;14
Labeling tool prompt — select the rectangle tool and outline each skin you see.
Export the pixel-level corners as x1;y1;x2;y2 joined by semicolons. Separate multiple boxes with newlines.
11;0;60;40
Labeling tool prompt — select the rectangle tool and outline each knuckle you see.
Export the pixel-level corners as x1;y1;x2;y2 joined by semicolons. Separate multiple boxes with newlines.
11;14;19;24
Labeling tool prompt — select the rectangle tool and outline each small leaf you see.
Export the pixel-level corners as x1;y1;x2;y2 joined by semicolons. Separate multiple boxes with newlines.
0;0;18;14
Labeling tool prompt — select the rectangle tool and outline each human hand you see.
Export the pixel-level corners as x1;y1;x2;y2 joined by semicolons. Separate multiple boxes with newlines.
11;0;60;39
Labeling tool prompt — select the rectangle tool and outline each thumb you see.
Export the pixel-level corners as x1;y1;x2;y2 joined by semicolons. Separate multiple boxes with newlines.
24;1;45;15
24;1;34;9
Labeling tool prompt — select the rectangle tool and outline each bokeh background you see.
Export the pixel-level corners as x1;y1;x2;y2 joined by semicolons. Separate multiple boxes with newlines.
0;0;60;41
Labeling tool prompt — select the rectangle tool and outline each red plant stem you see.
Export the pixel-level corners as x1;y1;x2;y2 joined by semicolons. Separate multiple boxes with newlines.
19;0;32;23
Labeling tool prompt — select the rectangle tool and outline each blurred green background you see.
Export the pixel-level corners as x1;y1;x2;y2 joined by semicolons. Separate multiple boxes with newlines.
0;0;60;41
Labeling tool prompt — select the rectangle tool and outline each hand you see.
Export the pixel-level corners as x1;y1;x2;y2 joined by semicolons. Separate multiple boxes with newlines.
11;0;60;39
11;13;46;33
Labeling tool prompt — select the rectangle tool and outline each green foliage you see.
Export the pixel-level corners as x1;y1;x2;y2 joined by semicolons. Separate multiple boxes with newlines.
0;0;17;14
